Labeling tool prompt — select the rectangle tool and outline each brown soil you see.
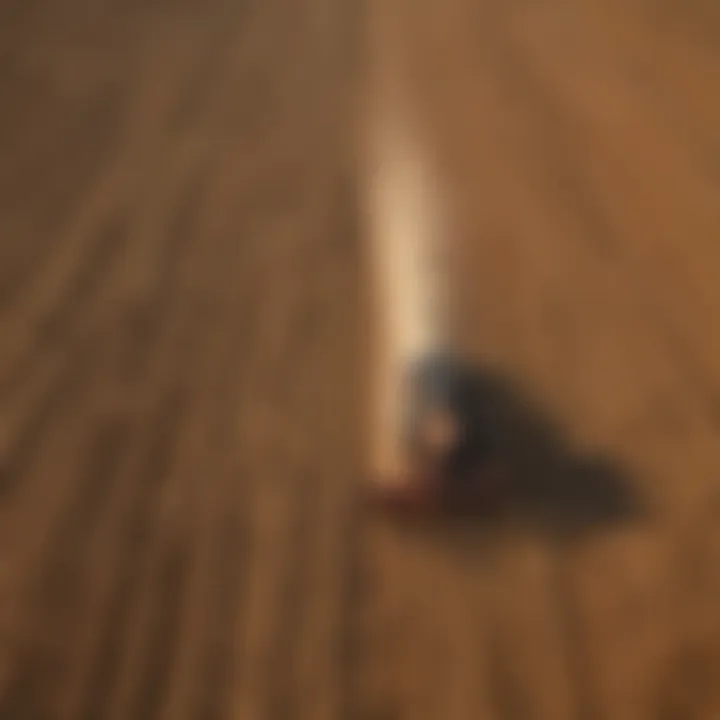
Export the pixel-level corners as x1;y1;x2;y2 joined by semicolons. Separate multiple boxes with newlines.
0;0;719;718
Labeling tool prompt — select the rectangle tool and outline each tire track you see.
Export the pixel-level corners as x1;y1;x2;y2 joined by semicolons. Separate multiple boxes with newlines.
0;78;122;310
97;331;219;720
0;330;113;671
546;548;602;720
228;228;320;719
284;191;364;720
1;1;363;720
189;462;249;720
31;223;133;349
0;334;94;496
55;5;281;713
166;1;261;137
234;236;327;719
0;69;187;508
0;207;131;516
130;11;318;715
486;625;534;720
73;389;186;720
337;480;365;720
52;171;214;720
0;419;128;719
97;197;249;720
146;0;362;704
121;174;201;384
133;526;192;720
149;211;271;720
0;208;130;401
187;266;260;720
117;325;234;720
265;465;316;720
175;138;306;720
0;33;199;386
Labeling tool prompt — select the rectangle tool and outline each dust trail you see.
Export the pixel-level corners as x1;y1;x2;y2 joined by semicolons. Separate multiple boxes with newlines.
363;67;457;486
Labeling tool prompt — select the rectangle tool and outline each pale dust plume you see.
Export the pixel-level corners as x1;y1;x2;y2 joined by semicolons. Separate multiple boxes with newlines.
363;62;456;486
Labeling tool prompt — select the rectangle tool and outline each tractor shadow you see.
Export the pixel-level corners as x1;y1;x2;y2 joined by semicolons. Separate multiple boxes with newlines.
386;361;648;541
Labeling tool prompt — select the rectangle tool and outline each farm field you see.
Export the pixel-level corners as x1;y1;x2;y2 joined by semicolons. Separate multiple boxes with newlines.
1;0;719;717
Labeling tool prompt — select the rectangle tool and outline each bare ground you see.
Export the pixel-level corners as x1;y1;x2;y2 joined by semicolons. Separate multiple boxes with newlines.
0;0;719;718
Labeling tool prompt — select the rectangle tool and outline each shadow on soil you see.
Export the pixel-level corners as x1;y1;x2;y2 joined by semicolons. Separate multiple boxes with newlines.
388;361;648;541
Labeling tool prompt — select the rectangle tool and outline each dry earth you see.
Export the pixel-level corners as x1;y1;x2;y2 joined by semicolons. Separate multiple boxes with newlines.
0;0;719;718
